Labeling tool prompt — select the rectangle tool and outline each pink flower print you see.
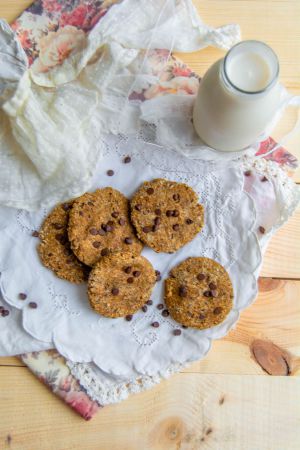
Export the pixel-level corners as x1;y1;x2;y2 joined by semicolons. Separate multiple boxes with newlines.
31;26;86;73
63;390;100;420
59;375;73;393
42;0;63;13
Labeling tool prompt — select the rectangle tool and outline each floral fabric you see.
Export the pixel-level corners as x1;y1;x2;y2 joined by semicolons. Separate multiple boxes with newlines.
7;0;298;420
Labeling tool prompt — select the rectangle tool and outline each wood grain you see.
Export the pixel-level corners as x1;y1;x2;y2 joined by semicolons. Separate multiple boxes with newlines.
0;367;299;450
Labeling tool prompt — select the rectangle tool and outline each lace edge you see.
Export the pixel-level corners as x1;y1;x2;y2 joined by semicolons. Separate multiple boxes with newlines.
66;360;186;406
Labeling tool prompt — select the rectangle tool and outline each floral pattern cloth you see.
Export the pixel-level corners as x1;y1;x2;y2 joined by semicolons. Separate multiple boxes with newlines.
6;0;298;420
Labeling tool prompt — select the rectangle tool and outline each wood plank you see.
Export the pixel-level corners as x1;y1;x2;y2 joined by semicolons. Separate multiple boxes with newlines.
261;209;300;278
0;1;32;23
0;357;24;367
0;367;299;450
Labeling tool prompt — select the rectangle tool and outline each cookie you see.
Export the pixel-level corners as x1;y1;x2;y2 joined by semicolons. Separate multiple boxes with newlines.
130;179;204;253
165;257;233;329
38;201;89;283
68;188;143;266
88;253;156;318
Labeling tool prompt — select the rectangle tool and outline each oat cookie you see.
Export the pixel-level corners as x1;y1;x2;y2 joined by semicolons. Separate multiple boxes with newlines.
68;188;143;266
38;202;89;283
165;257;233;329
88;253;156;318
130;179;204;253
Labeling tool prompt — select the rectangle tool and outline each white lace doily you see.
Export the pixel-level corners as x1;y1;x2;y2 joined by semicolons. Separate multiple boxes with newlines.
0;134;261;379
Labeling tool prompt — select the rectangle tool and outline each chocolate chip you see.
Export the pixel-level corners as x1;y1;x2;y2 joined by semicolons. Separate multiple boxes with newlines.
173;210;179;217
107;221;114;227
199;313;206;320
185;218;193;225
125;314;133;321
111;288;119;296
55;233;64;242
209;282;217;290
92;241;101;248
1;309;9;317
127;277;134;284
53;223;63;230
151;321;159;328
155;270;161;276
155;209;161;216
203;290;212;297
244;170;252;176
142;305;147;312
179;285;187;297
152;224;159;232
261;176;268;182
142;226;152;233
156;274;162;281
29;302;37;309
0;306;4;312
62;203;71;211
197;273;205;281
66;258;73;264
119;218;126;226
166;210;173;217
89;228;98;235
135;204;142;211
173;194;180;202
124;237;133;244
146;299;153;305
107;170;114;176
157;304;164;310
98;229;106;236
105;225;113;232
211;290;218;298
259;226;266;234
124;156;131;164
32;231;39;237
79;211;84;216
19;293;27;300
154;217;161;225
111;211;119;218
172;224;179;231
101;223;107;232
124;266;132;274
133;271;141;278
213;307;223;315
162;309;169;317
173;329;181;336
147;187;154;195
182;325;188;329
101;248;109;256
87;201;94;206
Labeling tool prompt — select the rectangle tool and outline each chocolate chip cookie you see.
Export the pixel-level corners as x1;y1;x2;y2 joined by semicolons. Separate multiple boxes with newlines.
88;253;156;318
130;179;204;253
68;188;143;266
165;257;233;329
38;202;89;283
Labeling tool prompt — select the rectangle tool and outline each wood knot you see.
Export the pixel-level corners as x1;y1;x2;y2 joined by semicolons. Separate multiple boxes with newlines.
150;417;185;446
251;339;291;376
258;277;282;292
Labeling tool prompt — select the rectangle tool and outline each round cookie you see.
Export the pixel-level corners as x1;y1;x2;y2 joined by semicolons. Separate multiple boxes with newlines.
165;257;233;329
68;188;143;266
38;201;89;283
130;179;204;253
88;253;156;318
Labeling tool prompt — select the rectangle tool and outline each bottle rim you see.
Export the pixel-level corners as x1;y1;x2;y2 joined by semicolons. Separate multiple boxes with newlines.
222;40;280;95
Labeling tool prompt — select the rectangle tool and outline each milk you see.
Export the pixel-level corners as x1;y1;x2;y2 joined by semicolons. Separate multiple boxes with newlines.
193;41;280;152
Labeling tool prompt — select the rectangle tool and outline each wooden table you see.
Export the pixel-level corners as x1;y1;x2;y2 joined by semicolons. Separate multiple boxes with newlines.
0;1;299;449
